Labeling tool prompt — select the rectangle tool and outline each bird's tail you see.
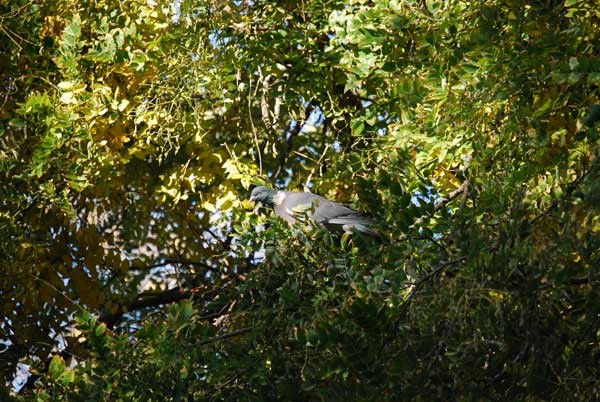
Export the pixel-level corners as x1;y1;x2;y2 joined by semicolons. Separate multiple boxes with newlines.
350;224;388;243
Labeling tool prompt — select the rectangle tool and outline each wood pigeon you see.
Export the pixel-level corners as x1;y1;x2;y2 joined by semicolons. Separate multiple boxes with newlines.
249;186;383;240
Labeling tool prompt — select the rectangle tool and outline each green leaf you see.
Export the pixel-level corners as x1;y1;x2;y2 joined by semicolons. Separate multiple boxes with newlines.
48;355;65;379
533;98;553;118
63;17;81;47
95;322;107;337
567;72;581;84
59;370;75;385
351;120;365;136
568;57;579;71
588;72;600;85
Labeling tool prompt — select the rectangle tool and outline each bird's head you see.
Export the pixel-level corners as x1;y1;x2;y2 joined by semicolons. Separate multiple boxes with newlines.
249;186;277;205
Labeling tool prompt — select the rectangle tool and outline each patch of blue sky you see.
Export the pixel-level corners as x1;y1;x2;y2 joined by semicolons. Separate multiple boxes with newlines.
208;30;232;49
300;103;325;133
171;0;183;23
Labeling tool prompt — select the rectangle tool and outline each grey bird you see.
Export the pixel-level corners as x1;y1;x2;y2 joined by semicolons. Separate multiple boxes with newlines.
249;186;383;240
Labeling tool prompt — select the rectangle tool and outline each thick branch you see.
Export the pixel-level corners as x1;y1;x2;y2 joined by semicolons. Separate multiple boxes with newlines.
101;287;193;328
141;257;220;272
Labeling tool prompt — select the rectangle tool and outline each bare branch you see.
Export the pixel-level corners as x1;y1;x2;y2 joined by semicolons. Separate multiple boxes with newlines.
199;327;253;346
304;144;330;192
395;257;466;325
101;287;193;328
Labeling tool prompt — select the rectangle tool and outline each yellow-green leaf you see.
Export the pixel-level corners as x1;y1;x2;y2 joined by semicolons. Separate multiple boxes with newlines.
49;355;65;379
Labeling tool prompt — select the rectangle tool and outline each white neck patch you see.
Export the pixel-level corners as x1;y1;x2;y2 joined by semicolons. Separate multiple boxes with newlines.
273;191;286;205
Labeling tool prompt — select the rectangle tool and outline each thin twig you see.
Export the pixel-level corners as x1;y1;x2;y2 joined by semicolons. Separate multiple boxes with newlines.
135;258;219;272
396;156;472;241
198;303;230;322
29;272;85;312
247;74;262;176
395;257;466;325
530;163;594;225
199;327;252;345
304;143;330;191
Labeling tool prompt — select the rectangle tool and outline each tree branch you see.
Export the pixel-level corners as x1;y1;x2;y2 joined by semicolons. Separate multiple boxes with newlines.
199;327;253;346
136;257;220;272
403;156;472;235
530;161;595;225
395;257;466;326
101;287;193;328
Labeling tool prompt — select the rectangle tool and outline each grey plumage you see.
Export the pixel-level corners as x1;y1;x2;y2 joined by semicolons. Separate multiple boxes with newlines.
249;186;383;240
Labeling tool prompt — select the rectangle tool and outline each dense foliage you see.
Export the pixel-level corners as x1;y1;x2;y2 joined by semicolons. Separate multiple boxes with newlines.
2;0;600;400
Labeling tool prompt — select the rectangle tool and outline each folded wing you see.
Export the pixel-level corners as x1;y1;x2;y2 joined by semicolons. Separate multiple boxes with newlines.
275;192;383;239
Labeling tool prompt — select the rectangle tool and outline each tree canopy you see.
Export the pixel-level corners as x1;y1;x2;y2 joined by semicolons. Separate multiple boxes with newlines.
2;0;600;400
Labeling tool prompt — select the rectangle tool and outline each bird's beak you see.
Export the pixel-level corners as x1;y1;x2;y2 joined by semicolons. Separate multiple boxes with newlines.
249;195;261;205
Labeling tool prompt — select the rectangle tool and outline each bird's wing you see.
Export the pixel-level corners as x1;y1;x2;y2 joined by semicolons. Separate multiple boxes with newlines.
277;192;370;223
311;198;374;225
273;202;298;223
270;191;319;223
277;192;321;222
274;191;384;239
314;199;383;239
